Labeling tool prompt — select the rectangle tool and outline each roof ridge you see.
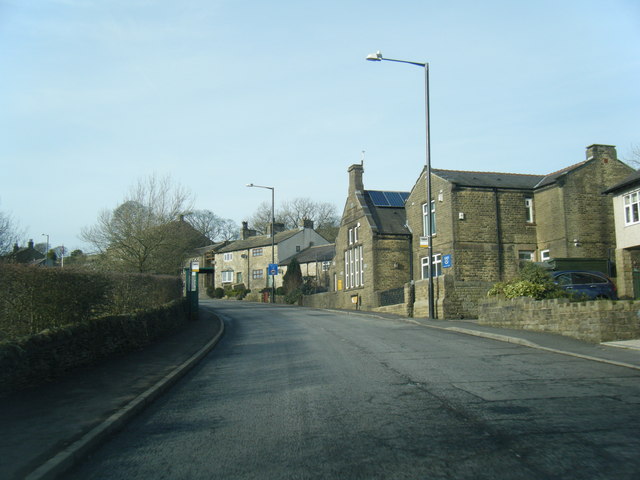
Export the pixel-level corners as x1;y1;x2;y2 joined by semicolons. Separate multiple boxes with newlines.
541;160;588;178
433;168;542;177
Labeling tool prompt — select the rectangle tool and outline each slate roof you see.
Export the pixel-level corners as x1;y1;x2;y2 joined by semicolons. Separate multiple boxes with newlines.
534;161;589;189
362;191;410;235
280;243;336;266
432;169;544;190
602;169;640;194
217;229;301;253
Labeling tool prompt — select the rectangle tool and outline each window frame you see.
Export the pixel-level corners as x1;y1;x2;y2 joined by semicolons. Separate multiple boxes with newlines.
540;249;551;261
223;252;233;262
421;253;442;279
252;248;263;257
623;190;640;226
252;269;264;280
221;270;234;283
423;200;436;237
525;197;534;223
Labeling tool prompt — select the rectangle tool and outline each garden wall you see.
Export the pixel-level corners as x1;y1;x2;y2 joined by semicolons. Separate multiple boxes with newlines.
478;297;640;343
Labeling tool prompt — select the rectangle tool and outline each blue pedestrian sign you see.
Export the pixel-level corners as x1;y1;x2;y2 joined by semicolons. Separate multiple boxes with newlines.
442;254;452;268
268;264;279;275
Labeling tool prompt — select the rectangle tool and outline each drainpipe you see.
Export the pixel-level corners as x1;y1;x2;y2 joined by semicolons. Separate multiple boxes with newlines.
493;188;504;281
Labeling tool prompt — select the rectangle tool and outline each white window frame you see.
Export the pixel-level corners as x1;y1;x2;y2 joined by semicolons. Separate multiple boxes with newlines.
348;228;353;245
624;190;640;226
344;251;350;289
540;249;551;261
354;222;360;243
423;201;436;237
525;197;534;223
421;254;442;279
518;250;535;262
221;270;234;283
359;245;364;286
223;252;233;262
344;245;364;289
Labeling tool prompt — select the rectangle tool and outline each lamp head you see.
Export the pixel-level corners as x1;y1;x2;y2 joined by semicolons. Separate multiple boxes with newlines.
246;183;254;187
366;50;382;61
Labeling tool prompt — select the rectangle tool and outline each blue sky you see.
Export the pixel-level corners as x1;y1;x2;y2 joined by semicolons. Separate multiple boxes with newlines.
1;0;639;251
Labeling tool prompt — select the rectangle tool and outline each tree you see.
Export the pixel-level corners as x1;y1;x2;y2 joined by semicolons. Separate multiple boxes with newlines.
625;144;640;168
82;175;201;274
249;197;339;241
184;210;239;242
0;209;23;255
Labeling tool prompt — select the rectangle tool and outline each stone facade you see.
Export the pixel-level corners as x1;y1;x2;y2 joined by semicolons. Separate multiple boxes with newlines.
329;163;411;310
214;223;329;292
405;144;634;319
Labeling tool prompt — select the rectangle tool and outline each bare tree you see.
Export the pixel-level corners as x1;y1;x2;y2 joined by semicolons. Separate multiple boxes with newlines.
249;197;339;241
0;209;23;255
624;144;640;168
184;210;239;243
82;175;200;273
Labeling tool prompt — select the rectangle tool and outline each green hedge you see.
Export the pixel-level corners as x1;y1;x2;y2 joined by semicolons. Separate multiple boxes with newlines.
0;264;182;341
0;298;188;396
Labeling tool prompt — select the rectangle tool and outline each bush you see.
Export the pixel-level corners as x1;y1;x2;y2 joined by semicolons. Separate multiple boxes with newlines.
214;287;225;299
488;263;567;300
0;264;182;341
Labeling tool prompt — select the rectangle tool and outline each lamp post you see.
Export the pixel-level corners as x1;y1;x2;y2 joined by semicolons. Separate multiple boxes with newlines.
366;50;435;319
41;233;49;262
246;183;276;303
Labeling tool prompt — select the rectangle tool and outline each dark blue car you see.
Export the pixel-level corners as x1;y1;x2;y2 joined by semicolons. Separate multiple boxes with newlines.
551;270;618;300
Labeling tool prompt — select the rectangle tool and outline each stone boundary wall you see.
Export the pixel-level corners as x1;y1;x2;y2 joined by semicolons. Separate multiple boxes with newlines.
0;299;189;396
478;297;640;343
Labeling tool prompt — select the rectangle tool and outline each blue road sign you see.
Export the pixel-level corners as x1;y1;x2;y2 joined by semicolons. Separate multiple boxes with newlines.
443;254;452;268
268;263;279;275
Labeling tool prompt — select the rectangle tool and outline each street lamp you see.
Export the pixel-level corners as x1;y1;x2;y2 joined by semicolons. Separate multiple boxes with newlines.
246;183;276;303
366;50;435;319
41;233;49;261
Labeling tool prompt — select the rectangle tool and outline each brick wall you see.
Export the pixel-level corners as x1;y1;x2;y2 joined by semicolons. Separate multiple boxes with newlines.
478;297;640;343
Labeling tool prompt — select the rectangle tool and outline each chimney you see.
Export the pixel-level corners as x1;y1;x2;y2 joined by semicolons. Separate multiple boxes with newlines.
348;163;364;195
267;222;286;236
13;243;19;253
28;239;34;249
586;144;617;163
302;218;314;229
241;221;257;240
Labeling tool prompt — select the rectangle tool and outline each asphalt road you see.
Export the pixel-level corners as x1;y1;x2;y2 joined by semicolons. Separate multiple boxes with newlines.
67;300;640;479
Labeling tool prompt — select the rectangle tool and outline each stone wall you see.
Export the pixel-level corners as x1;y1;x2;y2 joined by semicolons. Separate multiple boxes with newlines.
478;297;640;343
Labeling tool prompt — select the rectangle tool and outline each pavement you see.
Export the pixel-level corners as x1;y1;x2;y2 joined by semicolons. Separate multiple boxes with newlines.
1;303;639;480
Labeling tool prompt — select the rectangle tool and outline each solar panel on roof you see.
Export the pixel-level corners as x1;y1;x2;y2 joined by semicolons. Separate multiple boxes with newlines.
368;191;390;206
368;190;409;207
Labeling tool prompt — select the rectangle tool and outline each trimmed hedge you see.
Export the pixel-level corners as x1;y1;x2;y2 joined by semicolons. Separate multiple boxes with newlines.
0;298;188;396
0;264;182;341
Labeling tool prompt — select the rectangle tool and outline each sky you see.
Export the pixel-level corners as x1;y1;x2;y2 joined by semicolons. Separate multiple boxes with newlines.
1;0;639;252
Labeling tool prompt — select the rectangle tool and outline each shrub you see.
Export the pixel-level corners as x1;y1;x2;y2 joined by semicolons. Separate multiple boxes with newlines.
214;287;225;299
488;263;567;300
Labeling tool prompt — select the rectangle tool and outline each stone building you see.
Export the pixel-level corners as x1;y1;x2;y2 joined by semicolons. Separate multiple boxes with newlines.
213;221;329;293
328;163;412;310
279;243;335;292
603;169;640;299
406;144;634;318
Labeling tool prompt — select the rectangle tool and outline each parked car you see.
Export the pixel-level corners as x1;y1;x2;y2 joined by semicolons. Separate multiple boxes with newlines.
551;270;618;300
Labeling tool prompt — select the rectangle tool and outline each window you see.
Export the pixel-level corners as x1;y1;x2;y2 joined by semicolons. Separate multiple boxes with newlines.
344;245;364;289
421;254;442;279
624;190;640;225
322;261;331;271
252;248;263;256
518;250;534;262
540;250;550;261
348;228;353;245
423;201;436;237
296;245;301;252
223;253;233;262
525;197;534;223
354;222;360;243
221;270;233;283
236;272;243;284
252;269;264;279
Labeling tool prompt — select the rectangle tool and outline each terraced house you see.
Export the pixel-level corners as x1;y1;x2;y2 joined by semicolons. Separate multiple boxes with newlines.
213;220;329;293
